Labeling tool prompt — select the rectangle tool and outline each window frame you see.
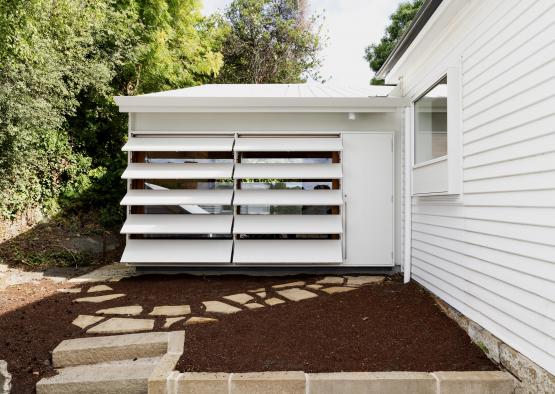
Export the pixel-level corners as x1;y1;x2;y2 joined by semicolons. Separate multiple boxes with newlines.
410;66;462;196
412;74;448;167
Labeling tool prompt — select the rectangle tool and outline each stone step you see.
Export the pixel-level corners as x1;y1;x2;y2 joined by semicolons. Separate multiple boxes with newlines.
53;331;178;368
36;357;160;394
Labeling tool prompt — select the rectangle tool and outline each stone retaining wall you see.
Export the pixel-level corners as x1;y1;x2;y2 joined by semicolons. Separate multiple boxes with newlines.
165;371;514;394
433;296;555;394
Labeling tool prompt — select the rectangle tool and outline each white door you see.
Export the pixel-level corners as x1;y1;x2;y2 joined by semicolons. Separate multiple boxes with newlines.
342;133;394;266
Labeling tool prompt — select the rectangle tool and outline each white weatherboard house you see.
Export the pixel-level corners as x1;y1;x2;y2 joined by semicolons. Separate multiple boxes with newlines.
115;0;555;380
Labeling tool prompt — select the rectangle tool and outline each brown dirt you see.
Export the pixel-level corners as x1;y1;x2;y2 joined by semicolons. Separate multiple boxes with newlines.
176;279;497;373
0;274;497;393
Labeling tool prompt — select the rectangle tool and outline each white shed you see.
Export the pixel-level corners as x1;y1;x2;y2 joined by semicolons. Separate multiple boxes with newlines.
115;84;409;267
114;0;555;378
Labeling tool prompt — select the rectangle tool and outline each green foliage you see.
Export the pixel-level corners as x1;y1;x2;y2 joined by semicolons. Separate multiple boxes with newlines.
364;0;423;84
0;0;224;226
0;0;324;230
217;0;323;83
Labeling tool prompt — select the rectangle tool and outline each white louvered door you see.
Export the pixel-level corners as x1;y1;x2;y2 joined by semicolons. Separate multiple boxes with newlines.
120;133;393;266
120;135;235;265
232;135;344;264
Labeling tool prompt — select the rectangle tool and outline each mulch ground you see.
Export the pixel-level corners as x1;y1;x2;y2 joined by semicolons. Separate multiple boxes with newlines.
0;274;497;393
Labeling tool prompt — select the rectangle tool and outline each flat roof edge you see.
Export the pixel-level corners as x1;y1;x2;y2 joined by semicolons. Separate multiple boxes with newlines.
114;96;410;113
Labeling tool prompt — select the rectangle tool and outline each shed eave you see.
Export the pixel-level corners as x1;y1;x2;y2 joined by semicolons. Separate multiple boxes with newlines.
114;96;409;113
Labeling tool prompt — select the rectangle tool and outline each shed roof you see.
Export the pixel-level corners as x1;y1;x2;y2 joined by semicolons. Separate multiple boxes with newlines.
115;83;408;113
143;83;393;98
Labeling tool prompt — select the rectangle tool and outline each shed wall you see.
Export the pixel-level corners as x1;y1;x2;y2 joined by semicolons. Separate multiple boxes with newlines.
393;0;555;373
131;111;403;266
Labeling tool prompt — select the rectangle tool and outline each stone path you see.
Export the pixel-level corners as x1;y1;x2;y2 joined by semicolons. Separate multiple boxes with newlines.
67;274;386;335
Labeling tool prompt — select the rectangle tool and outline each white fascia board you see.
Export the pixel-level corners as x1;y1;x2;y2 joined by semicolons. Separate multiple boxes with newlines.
114;96;410;113
386;0;467;84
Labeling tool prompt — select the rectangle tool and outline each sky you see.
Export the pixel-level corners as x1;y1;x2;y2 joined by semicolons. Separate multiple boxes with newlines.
202;0;404;86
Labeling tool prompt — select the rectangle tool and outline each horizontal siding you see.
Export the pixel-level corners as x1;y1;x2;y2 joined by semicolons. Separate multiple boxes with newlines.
412;268;555;372
407;0;555;374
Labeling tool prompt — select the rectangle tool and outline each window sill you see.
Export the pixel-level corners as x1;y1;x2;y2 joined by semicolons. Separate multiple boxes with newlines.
412;155;447;169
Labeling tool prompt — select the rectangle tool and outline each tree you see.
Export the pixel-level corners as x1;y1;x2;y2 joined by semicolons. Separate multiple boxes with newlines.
217;0;323;83
0;0;225;225
364;0;423;84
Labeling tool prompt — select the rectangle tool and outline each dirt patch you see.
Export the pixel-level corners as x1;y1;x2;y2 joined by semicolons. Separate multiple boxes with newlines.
0;274;497;393
176;280;496;373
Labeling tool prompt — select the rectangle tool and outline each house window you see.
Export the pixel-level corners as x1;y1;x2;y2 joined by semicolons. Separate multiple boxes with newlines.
414;76;447;165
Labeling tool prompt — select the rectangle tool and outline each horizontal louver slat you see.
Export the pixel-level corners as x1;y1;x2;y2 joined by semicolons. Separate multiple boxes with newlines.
233;239;343;264
121;163;234;179
121;214;233;234
121;239;233;263
234;163;342;179
233;215;342;234
234;189;343;206
122;137;234;152
234;137;342;152
120;189;233;206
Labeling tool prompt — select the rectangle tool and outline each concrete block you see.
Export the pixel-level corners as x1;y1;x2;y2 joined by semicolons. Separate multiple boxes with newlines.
230;371;306;394
0;360;11;394
433;371;515;394
307;372;436;394
53;331;170;367
36;357;159;394
499;344;555;394
148;354;180;394
175;372;229;394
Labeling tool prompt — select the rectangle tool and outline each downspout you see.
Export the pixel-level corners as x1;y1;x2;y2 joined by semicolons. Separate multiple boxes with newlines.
403;105;412;284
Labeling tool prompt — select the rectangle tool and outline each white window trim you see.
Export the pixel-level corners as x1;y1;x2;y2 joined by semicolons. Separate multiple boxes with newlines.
411;65;462;196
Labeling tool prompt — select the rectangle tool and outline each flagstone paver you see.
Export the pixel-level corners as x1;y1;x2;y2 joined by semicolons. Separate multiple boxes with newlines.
272;281;306;289
321;286;356;294
247;288;265;293
72;315;104;329
203;301;242;314
186;317;218;325
244;303;265;310
345;276;385;287
149;305;191;316
316;276;344;285
74;294;125;303
163;317;186;329
255;291;267;298
223;293;254;305
264;298;285;306
306;284;323;290
87;318;154;334
87;285;113;293
96;306;143;316
58;288;81;294
277;288;318;302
